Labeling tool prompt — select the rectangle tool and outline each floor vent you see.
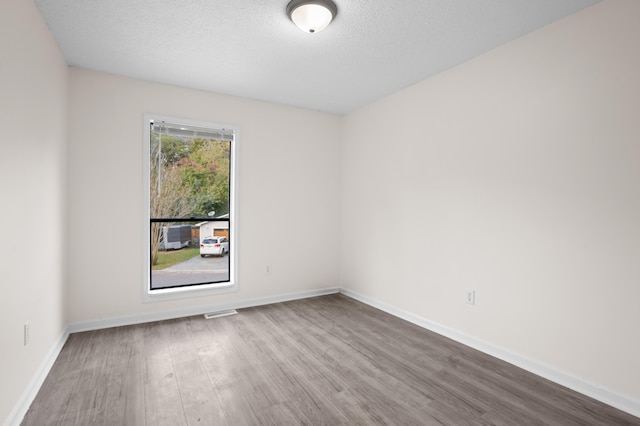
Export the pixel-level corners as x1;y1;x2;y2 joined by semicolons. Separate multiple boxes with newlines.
204;309;238;319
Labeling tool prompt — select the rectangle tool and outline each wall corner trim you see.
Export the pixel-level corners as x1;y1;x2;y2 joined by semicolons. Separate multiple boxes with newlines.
339;288;640;419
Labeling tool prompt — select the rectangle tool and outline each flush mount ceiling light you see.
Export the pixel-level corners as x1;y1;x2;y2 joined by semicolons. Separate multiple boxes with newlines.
287;0;338;34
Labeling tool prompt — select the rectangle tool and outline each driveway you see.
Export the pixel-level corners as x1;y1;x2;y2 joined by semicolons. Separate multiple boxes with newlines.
151;253;229;289
165;253;228;272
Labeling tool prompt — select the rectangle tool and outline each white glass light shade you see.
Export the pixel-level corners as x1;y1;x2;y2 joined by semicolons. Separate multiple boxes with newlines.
287;0;337;34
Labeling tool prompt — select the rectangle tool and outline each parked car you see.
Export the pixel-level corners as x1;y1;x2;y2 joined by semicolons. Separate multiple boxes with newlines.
200;236;229;257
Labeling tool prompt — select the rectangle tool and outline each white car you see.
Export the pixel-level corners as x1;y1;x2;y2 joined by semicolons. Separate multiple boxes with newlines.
200;236;229;257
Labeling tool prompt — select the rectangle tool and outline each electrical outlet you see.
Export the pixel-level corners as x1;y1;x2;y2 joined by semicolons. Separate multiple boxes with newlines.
466;289;475;305
266;265;272;274
24;321;30;346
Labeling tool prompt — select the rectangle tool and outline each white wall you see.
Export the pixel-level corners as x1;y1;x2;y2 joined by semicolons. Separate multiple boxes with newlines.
65;69;341;323
0;0;68;422
341;0;640;403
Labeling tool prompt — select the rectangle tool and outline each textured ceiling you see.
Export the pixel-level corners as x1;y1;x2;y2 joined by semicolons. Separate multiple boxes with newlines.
35;0;598;115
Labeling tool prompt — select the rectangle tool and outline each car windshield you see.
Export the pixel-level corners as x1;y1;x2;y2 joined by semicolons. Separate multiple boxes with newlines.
202;238;218;244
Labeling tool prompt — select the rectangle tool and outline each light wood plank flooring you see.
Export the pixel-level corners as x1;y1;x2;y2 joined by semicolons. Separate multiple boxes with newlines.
22;294;640;425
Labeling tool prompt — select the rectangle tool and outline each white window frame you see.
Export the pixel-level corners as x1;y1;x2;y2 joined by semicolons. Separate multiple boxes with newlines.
142;113;239;302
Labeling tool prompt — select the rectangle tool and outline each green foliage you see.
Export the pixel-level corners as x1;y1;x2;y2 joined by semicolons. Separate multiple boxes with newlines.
177;138;230;216
152;247;200;270
150;132;231;218
150;133;190;166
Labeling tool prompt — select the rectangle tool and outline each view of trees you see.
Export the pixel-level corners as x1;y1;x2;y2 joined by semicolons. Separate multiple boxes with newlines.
150;130;231;265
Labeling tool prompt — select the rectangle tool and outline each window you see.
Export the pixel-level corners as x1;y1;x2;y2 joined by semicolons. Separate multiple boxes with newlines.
144;115;237;299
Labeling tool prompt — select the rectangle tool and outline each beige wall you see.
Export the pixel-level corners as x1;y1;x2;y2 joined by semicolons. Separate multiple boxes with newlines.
65;69;342;323
0;0;68;421
341;0;640;402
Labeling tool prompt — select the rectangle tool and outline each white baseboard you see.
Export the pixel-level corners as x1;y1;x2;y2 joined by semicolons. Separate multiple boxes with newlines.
5;328;70;426
340;288;640;419
67;286;340;333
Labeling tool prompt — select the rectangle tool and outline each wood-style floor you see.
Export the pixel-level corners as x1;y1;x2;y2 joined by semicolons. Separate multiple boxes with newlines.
22;294;639;425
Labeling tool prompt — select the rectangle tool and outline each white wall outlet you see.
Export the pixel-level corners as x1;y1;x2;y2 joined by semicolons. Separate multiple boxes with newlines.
266;264;272;274
466;289;475;305
24;321;30;346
